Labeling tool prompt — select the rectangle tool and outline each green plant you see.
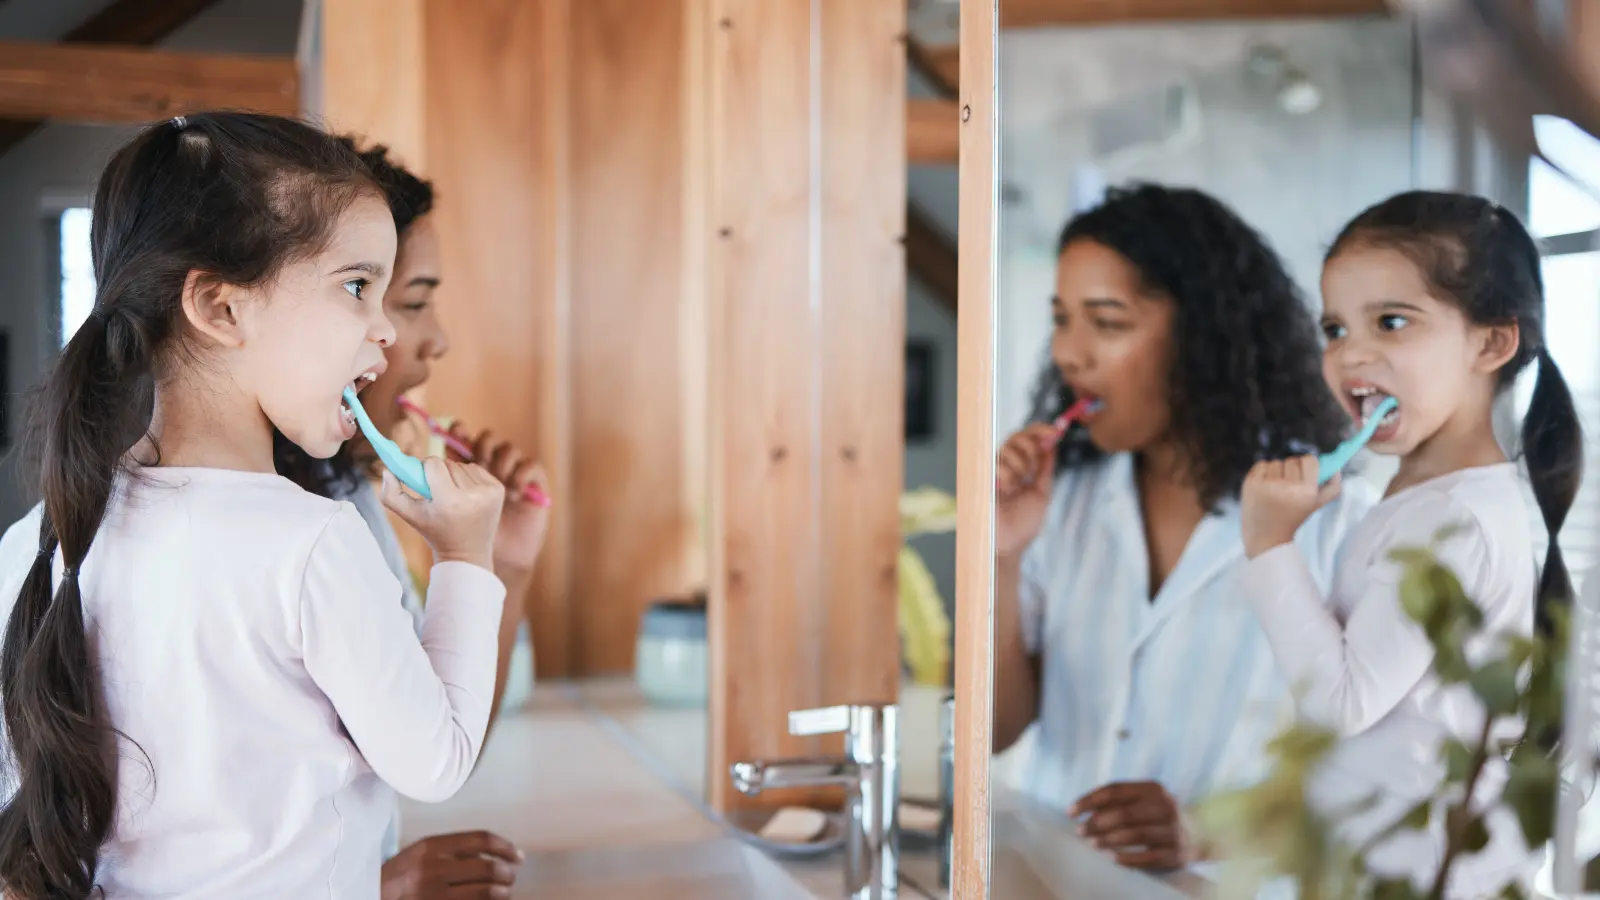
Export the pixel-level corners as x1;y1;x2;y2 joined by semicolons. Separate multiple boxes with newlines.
1195;526;1585;900
899;487;955;686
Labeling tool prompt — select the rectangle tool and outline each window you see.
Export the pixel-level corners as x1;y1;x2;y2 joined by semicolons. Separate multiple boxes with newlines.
57;206;95;347
1522;117;1600;591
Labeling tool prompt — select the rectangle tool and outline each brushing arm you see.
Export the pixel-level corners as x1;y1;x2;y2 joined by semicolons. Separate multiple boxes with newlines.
301;505;504;802
1239;494;1485;736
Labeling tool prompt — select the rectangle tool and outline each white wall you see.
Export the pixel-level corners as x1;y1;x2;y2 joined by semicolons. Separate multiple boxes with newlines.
0;0;304;522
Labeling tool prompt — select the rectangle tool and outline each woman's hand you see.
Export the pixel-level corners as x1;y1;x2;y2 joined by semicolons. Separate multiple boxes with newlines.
1069;781;1195;870
996;424;1062;559
1241;455;1340;559
381;831;523;900
445;424;550;578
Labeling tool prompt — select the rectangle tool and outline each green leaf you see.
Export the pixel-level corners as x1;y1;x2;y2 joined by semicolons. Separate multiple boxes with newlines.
1585;852;1600;891
1468;659;1521;717
1496;883;1528;900
1397;563;1440;626
1399;799;1431;831
1502;751;1559;848
1461;814;1491;852
1371;878;1422;900
1434;642;1473;683
1444;740;1475;783
1432;521;1471;544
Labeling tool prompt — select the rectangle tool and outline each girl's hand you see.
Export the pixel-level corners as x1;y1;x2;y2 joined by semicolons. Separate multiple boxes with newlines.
1241;456;1340;559
444;424;550;577
996;424;1061;559
381;458;505;571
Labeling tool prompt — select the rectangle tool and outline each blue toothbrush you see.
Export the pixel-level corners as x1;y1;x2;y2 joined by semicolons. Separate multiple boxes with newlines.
342;386;432;500
1317;396;1397;485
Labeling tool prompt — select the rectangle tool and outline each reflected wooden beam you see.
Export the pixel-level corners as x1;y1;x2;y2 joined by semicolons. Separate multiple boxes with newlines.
0;0;224;155
909;97;959;165
0;40;298;124
906;204;958;317
1576;0;1600;97
1001;0;1386;27
908;36;957;99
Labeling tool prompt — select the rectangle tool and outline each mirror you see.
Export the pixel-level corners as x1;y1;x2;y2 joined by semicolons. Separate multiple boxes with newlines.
962;1;1600;897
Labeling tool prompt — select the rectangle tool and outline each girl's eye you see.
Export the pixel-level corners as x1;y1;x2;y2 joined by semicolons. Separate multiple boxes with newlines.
342;278;368;300
401;302;427;313
1321;321;1347;341
1093;318;1131;333
1378;313;1410;332
1051;313;1067;329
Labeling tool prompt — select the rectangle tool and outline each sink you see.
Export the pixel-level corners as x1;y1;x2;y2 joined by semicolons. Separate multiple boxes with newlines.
514;837;822;900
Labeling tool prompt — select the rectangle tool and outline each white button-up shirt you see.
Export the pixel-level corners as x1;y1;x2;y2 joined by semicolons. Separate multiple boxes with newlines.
1014;452;1375;810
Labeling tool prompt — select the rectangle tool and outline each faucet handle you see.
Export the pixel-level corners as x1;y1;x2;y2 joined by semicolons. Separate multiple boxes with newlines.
788;705;853;736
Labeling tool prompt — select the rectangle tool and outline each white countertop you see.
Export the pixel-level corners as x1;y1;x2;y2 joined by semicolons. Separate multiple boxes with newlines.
399;679;1209;899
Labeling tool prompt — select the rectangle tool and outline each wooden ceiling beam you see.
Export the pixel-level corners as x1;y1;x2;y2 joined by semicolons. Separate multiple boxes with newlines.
908;98;959;165
59;0;225;45
906;203;958;317
0;41;298;125
1000;0;1387;27
0;0;224;156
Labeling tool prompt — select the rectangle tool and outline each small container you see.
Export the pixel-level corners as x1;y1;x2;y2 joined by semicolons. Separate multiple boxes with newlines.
938;694;955;888
634;597;708;708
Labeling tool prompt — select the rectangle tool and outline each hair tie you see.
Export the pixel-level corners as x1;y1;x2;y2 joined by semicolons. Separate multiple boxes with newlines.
35;548;50;560
61;567;78;581
171;115;188;131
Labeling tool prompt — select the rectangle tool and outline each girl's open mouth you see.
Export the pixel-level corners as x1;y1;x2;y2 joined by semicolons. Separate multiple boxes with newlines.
339;371;379;433
1350;384;1401;442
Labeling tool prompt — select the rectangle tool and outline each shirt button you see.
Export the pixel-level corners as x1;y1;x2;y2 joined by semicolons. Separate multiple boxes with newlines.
1117;729;1131;740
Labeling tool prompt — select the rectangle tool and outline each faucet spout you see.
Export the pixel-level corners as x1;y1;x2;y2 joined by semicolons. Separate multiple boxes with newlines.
728;704;900;900
731;757;859;795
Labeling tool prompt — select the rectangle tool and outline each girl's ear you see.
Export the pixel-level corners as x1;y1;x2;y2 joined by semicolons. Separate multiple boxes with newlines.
180;271;246;349
1475;321;1520;375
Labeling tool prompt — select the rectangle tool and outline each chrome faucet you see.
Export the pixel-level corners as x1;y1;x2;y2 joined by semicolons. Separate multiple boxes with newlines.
730;703;900;900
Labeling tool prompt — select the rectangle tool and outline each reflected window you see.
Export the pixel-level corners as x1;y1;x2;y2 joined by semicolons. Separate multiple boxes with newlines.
1522;121;1600;587
58;207;95;347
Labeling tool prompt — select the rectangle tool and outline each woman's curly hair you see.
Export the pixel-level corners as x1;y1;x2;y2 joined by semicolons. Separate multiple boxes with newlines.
1031;183;1348;511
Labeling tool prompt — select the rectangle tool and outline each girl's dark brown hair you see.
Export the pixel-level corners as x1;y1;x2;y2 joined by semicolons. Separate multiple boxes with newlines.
1328;190;1583;632
0;112;379;899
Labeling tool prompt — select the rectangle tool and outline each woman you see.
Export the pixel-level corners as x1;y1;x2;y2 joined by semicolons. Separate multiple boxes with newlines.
274;141;543;900
993;184;1374;871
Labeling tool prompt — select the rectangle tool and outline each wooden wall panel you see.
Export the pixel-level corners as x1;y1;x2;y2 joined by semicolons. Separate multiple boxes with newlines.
317;0;425;165
418;0;574;678
953;0;996;894
568;0;703;674
706;0;904;812
819;0;905;725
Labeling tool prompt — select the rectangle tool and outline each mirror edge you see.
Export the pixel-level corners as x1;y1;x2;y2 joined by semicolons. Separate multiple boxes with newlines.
952;0;998;896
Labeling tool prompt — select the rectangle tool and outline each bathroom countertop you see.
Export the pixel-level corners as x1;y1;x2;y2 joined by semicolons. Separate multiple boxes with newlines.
399;679;1209;899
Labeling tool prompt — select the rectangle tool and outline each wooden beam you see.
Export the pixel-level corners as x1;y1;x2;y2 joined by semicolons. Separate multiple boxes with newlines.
907;36;957;99
1001;0;1387;27
60;0;224;45
0;40;298;124
909;97;959;165
1575;0;1600;99
906;204;957;317
0;0;223;156
953;0;997;893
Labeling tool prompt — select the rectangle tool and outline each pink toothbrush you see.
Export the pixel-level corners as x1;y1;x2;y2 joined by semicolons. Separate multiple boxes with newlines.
996;397;1102;490
397;396;552;508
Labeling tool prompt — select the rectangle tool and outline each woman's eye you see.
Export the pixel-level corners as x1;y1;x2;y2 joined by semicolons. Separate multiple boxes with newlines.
342;279;368;300
1051;313;1067;329
1321;322;1347;341
402;302;428;313
1378;313;1410;332
1093;318;1130;332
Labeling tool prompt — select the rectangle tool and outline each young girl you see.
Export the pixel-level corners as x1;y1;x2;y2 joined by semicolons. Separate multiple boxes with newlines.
0;113;509;900
1240;191;1580;895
